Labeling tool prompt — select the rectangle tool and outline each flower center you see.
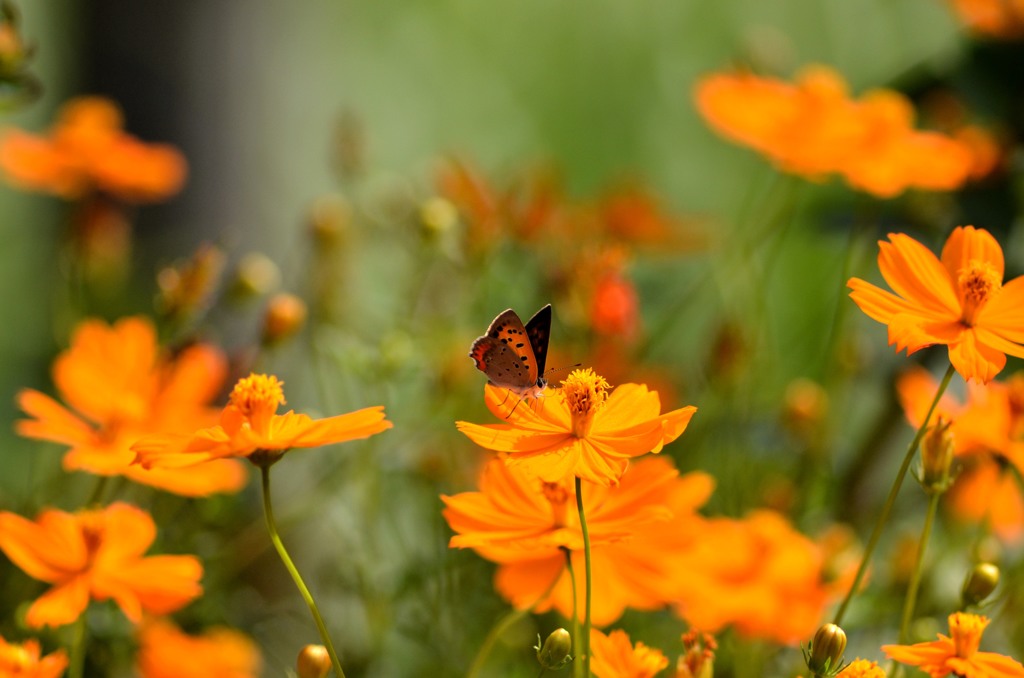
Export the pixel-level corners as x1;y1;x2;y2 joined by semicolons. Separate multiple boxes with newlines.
560;368;609;438
541;481;571;527
949;612;988;659
0;644;32;670
958;259;1002;325
229;373;286;434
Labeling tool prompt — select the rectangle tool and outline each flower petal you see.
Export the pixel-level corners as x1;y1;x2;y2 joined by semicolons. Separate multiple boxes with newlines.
878;234;960;317
948;328;1006;384
25;577;91;628
941;225;1005;285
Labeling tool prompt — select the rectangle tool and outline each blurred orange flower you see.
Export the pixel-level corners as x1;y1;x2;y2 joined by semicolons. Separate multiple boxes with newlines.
694;65;973;197
0;502;202;628
0;96;186;202
947;0;1024;38
0;634;67;678
590;629;668;678
16;316;247;497
883;612;1024;677
456;368;696;486
136;617;261;678
442;455;713;626
898;366;1024;542
672;510;853;645
848;226;1024;383
133;373;391;468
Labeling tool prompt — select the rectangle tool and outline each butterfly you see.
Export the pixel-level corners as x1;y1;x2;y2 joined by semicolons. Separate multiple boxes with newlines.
469;304;551;400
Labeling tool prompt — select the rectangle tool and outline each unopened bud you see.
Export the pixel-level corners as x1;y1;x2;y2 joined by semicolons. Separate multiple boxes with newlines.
419;197;458;236
677;631;716;678
920;417;954;492
232;252;281;299
309;193;352;247
805;623;846;677
961;562;1000;608
535;628;572;670
262;293;308;345
296;644;331;678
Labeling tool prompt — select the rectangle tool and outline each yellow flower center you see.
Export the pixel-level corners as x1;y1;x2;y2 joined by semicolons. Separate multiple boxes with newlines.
958;259;1002;325
560;368;609;438
0;644;32;670
949;612;988;659
229;373;286;434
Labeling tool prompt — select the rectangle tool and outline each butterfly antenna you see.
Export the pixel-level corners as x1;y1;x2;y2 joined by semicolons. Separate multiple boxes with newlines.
504;393;524;420
542;363;582;380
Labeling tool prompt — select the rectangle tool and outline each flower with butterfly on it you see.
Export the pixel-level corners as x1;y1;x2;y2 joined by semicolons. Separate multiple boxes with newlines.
132;373;392;469
457;367;695;486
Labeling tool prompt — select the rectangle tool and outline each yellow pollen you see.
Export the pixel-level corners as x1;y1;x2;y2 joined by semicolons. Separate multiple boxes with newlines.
958;259;1002;310
230;373;286;418
560;368;610;438
949;612;987;659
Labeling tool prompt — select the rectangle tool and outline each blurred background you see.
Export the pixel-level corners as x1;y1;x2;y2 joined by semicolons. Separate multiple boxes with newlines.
1;1;1023;676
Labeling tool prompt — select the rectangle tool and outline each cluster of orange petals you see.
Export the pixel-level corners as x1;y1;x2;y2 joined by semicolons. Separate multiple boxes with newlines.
898;366;1024;542
133;373;392;468
695;65;979;197
590;629;669;678
849;226;1024;384
443;456;713;626
0;635;67;678
135;617;261;678
0;502;202;628
16;316;248;497
947;0;1024;38
456;369;696;486
0;96;187;202
838;659;886;677
673;510;855;645
883;612;1024;677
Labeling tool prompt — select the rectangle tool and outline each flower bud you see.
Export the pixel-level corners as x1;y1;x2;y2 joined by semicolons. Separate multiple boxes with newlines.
419;197;458;237
805;623;846;677
535;628;572;670
262;293;308;345
296;644;331;678
920;417;954;492
678;631;716;678
961;562;999;608
231;252;281;299
309;193;352;247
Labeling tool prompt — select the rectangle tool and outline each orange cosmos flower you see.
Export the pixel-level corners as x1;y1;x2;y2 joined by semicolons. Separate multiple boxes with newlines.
442;455;713;626
133;373;391;468
0;635;67;678
883;612;1024;677
694;65;973;197
457;368;696;486
590;629;668;678
16;316;247;497
136;617;262;678
848;226;1024;384
837;659;886;677
0;96;186;202
672;510;853;645
0;502;202;628
947;0;1024;38
898;366;1024;542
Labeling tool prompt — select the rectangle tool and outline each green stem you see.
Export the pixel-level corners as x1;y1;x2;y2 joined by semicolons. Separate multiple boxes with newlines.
466;569;563;678
574;477;592;677
85;476;109;507
898;490;942;643
260;464;345;678
833;363;955;625
566;550;581;678
68;612;86;678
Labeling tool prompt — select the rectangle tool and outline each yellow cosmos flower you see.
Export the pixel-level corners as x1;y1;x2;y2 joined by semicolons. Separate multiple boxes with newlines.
883;612;1024;677
848;226;1024;383
133;373;391;468
456;368;696;486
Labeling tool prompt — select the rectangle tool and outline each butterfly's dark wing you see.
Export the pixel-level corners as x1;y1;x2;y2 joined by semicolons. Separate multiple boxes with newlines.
524;304;551;378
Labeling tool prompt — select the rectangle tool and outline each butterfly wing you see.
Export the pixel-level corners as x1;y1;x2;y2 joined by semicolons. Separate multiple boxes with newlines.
469;308;541;395
524;304;551;378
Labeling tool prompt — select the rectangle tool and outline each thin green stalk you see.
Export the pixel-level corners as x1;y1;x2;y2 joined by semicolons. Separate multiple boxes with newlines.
85;476;109;507
833;363;956;625
68;612;86;678
466;569;563;678
898;490;942;643
575;477;592;677
260;464;345;678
